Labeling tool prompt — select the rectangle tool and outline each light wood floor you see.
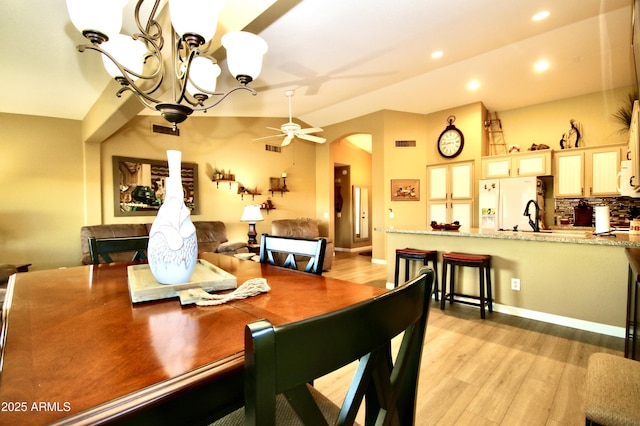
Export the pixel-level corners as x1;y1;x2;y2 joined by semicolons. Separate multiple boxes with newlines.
318;252;624;425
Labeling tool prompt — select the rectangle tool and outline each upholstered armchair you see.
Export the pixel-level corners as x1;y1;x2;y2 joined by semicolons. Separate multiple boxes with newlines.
271;219;334;271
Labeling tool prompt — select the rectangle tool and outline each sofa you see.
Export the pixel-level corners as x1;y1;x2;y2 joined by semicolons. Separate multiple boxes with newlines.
80;221;248;264
271;219;334;271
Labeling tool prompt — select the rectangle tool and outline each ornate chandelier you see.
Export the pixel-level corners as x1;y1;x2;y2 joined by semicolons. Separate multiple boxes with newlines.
66;0;268;129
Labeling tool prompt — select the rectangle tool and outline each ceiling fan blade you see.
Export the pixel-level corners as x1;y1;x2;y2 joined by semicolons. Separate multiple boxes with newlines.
281;135;294;146
297;133;326;143
298;127;324;134
266;127;282;132
253;134;285;141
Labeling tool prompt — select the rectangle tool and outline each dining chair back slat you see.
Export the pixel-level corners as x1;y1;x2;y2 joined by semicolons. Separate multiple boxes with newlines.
88;236;149;264
241;267;434;425
259;234;326;275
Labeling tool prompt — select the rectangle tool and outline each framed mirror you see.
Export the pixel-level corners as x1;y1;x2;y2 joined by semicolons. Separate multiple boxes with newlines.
353;185;370;242
113;156;199;217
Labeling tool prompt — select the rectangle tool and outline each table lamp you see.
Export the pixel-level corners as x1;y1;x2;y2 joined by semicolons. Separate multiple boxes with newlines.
240;205;264;244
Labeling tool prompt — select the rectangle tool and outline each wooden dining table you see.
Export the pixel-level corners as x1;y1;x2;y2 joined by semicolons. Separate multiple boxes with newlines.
0;253;385;425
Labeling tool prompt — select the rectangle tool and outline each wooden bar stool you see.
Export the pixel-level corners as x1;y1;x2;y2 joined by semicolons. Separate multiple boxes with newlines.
440;252;492;319
394;248;439;300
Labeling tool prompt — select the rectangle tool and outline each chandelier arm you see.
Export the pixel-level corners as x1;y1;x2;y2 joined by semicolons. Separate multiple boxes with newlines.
135;0;163;50
76;42;164;103
190;85;257;113
116;86;163;113
173;37;201;105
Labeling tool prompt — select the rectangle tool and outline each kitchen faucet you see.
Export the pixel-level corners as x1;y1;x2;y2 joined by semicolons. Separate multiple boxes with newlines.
523;199;540;232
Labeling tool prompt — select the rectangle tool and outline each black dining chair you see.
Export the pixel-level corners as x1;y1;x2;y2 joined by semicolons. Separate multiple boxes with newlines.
259;234;326;275
88;236;149;264
212;266;434;426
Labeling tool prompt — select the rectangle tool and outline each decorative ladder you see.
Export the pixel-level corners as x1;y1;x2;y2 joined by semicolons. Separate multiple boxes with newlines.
485;111;507;155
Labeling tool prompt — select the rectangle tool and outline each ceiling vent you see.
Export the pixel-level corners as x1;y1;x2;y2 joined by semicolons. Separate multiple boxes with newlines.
152;124;180;136
265;144;282;153
395;140;416;147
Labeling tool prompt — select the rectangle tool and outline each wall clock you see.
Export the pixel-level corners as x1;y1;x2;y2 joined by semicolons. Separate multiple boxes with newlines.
437;115;464;158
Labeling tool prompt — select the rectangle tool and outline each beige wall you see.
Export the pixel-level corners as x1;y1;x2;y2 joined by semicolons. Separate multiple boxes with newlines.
0;113;318;270
1;87;632;271
499;86;632;149
384;232;627;329
319;88;631;263
320;105;486;261
0;113;84;269
100;115;319;246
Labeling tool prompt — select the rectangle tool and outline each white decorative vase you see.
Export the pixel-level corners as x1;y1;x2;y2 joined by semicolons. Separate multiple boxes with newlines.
148;150;198;285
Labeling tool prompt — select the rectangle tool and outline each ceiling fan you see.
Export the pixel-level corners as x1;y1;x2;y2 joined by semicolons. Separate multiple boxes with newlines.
255;90;326;147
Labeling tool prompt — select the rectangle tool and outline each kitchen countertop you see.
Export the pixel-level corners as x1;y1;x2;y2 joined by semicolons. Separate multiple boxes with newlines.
375;227;640;248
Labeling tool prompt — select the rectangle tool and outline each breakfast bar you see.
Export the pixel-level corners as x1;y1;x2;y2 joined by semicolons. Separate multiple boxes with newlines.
378;227;640;336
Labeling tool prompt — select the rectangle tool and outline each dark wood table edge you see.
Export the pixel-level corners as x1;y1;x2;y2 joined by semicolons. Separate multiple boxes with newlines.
48;352;245;425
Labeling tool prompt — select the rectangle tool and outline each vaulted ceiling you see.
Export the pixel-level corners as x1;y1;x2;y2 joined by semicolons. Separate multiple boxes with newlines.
0;0;634;134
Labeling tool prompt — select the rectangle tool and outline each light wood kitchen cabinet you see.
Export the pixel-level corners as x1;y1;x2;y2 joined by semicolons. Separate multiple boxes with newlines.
481;150;551;179
427;161;474;228
554;144;624;197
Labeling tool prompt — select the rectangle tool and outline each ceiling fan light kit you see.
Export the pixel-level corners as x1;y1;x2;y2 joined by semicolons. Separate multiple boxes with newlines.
66;0;268;129
255;90;327;147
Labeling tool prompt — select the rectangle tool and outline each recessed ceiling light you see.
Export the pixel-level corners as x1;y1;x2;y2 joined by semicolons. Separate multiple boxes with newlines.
467;80;480;91
431;50;443;59
534;60;549;72
532;11;550;21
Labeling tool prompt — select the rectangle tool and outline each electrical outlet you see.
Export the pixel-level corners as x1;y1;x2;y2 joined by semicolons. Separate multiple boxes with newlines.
511;278;521;291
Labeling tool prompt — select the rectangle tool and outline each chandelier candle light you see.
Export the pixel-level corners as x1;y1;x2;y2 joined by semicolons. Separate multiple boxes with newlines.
66;0;268;129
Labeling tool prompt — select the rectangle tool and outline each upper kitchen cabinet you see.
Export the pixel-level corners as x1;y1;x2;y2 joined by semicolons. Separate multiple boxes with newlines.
481;150;552;179
427;161;474;229
554;144;625;198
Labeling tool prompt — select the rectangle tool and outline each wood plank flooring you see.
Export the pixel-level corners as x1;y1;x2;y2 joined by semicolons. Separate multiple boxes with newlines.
317;252;624;425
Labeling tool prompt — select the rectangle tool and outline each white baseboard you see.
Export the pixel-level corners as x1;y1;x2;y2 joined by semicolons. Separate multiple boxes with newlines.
380;288;626;338
334;246;372;253
492;303;625;338
372;258;386;265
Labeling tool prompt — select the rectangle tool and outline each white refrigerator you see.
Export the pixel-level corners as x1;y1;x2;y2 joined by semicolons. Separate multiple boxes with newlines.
478;177;544;231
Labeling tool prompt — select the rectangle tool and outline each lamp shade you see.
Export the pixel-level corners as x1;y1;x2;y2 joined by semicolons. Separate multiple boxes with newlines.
66;0;127;39
240;205;264;223
101;34;147;79
222;32;268;81
168;0;224;43
187;56;221;94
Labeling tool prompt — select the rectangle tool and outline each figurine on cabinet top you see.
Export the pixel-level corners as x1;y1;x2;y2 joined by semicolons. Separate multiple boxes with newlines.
560;119;582;149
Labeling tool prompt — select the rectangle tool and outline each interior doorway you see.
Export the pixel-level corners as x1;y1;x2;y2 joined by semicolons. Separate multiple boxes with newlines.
331;134;372;252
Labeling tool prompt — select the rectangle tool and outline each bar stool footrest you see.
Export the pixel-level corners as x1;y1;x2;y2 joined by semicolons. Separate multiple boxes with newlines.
444;292;492;309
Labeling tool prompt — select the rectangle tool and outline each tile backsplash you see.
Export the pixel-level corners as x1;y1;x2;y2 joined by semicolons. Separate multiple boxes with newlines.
554;197;640;226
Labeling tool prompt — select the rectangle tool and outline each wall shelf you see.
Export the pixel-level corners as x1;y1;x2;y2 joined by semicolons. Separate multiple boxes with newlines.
238;186;261;200
212;179;236;189
260;199;276;214
269;188;289;197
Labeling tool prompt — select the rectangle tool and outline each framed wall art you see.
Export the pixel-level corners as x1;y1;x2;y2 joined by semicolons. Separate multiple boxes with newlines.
113;155;199;217
390;179;420;201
